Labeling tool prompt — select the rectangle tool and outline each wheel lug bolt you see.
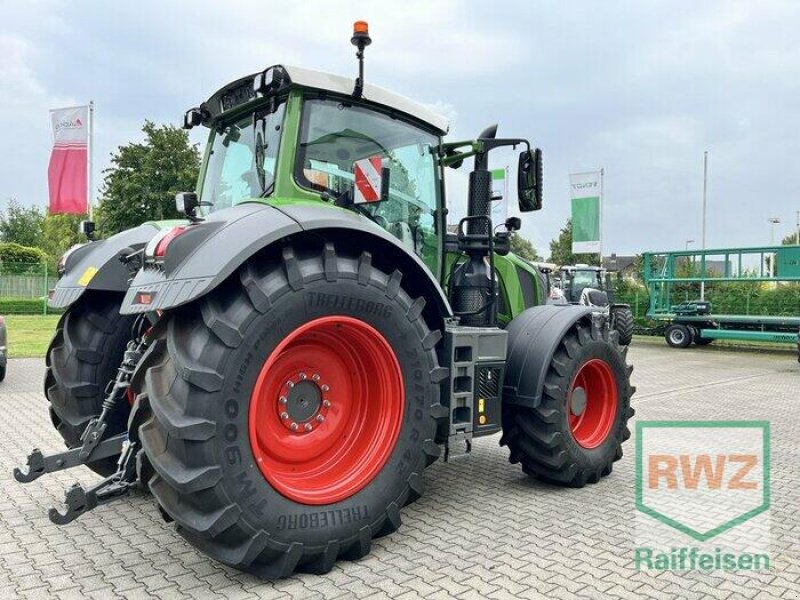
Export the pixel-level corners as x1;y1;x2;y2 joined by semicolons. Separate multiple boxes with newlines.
321;384;330;392
287;381;294;389
290;422;298;431
323;399;331;408
304;423;313;432
279;396;287;405
299;372;307;380
316;415;325;423
280;412;289;420
312;374;320;381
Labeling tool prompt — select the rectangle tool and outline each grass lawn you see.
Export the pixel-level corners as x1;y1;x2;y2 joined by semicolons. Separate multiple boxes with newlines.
4;314;61;358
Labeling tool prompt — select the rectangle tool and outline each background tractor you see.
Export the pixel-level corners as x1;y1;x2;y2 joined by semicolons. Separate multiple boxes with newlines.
15;22;634;579
555;264;635;345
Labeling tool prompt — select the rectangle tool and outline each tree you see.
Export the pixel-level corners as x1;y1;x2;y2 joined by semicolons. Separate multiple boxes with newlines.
99;121;200;233
0;199;45;247
510;232;541;262
547;218;596;266
782;231;799;245
40;213;86;262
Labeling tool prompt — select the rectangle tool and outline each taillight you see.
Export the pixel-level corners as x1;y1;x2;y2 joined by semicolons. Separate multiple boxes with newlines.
152;226;187;260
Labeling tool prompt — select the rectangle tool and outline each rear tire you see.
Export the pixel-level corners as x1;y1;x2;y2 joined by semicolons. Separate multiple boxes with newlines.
501;319;634;487
0;363;5;382
45;293;135;476
137;242;446;578
611;306;634;346
665;323;692;348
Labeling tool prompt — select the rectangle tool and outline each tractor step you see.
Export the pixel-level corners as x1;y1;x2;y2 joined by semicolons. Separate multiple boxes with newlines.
13;434;127;483
443;433;472;462
441;322;508;459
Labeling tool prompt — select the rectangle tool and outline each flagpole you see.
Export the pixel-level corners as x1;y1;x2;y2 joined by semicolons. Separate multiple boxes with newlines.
599;167;604;266
88;100;94;221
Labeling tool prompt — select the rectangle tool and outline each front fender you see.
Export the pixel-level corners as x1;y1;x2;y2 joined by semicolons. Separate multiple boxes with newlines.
502;304;597;408
49;223;163;308
120;202;452;320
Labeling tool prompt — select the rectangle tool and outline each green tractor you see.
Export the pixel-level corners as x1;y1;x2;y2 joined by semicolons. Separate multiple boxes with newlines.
16;23;634;578
555;264;635;346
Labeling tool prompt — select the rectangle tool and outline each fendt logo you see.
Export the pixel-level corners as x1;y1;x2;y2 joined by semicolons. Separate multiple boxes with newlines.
635;421;771;572
571;181;597;191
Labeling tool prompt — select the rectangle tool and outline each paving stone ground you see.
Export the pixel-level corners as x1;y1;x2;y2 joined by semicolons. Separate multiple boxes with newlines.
0;342;798;599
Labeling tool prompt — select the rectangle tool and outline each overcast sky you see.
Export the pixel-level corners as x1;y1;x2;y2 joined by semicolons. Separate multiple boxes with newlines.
3;1;799;256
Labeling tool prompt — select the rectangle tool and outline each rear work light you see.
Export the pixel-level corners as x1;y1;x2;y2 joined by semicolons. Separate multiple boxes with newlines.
145;226;187;263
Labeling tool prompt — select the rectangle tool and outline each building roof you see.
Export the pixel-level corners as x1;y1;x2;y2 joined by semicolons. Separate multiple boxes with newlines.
602;254;637;272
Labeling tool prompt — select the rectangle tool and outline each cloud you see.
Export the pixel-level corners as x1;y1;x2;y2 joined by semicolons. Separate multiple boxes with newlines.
2;1;800;253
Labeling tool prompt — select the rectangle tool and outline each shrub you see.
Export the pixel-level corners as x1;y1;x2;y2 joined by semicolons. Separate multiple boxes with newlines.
0;298;63;315
0;243;47;273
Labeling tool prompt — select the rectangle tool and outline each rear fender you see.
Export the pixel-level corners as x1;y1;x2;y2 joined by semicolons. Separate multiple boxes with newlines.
120;202;452;325
503;304;598;408
48;223;163;309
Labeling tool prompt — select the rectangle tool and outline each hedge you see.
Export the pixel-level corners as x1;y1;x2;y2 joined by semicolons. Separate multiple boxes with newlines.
0;298;63;315
0;243;47;271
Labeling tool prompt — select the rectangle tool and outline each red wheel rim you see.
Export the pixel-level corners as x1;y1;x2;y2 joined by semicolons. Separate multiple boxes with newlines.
249;316;404;505
567;359;618;449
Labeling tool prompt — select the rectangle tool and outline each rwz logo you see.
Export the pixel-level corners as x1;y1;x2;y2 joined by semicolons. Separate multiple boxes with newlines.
636;421;769;541
648;453;758;490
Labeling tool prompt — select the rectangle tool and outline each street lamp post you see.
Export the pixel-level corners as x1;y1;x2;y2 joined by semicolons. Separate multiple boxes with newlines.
796;210;799;245
768;217;781;245
685;239;695;250
700;151;708;300
767;217;781;278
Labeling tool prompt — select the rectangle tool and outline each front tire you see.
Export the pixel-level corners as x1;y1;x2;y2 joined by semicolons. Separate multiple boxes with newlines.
502;319;634;487
137;242;445;578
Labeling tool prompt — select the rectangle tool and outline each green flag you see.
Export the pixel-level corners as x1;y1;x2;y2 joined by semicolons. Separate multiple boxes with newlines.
569;171;602;254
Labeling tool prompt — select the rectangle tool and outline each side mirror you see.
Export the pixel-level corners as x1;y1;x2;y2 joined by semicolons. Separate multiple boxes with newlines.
517;148;543;212
175;192;199;216
79;220;96;241
352;156;390;204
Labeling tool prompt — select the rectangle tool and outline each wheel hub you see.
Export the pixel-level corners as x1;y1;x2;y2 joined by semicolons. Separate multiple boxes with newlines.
570;387;587;416
567;359;619;449
278;373;331;434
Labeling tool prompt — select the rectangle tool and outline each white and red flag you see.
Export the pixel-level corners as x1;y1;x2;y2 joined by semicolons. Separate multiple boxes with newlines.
353;156;384;204
48;105;90;214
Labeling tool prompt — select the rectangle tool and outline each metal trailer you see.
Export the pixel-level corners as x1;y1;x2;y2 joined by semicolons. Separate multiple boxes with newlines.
642;246;800;350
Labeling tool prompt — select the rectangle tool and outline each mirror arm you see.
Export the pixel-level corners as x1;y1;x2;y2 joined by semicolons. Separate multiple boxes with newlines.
479;137;530;152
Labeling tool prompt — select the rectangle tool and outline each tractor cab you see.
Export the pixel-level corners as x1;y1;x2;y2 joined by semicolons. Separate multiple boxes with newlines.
179;25;545;325
559;264;610;306
185;64;449;272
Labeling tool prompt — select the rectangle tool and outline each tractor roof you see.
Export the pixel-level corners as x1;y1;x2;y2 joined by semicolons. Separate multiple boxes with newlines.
200;64;449;135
